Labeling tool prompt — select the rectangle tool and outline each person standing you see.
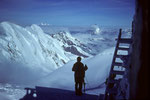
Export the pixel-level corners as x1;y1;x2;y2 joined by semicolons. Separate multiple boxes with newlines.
72;57;88;96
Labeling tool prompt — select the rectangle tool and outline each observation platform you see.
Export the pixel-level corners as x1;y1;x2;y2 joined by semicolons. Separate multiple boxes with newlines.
20;86;103;100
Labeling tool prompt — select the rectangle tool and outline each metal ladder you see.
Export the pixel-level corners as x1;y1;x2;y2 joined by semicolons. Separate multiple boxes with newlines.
103;29;132;100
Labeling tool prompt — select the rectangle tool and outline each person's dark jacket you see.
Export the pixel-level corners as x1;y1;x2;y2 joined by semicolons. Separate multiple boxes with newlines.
72;62;88;83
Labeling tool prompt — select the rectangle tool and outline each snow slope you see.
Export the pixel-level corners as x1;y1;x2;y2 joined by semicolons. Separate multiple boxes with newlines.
0;22;74;84
0;48;115;100
0;93;12;100
37;48;115;95
0;83;25;100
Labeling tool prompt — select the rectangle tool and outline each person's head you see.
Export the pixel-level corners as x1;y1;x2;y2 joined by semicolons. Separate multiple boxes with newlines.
77;57;81;62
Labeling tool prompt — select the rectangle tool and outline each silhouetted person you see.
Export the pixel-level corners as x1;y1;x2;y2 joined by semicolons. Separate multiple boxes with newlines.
72;57;88;96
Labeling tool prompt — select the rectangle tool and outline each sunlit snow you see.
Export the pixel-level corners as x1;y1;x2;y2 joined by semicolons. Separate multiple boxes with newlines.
0;22;131;100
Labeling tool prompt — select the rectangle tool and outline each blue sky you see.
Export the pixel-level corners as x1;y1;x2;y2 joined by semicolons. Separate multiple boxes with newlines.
0;0;135;26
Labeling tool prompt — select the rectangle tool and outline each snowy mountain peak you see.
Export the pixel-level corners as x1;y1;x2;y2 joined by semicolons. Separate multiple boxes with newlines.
30;24;44;33
50;31;91;58
0;22;71;75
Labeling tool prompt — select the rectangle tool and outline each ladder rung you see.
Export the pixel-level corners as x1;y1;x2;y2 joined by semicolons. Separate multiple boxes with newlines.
117;47;129;51
113;62;123;66
111;70;125;75
118;38;132;44
105;29;132;100
113;62;129;68
115;55;127;59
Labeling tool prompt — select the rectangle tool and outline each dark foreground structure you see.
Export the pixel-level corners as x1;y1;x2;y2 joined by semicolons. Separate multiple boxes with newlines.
129;0;149;99
20;0;149;100
104;0;149;99
20;86;100;100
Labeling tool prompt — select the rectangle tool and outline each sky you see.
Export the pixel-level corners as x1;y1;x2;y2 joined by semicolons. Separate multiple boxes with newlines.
0;0;135;27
